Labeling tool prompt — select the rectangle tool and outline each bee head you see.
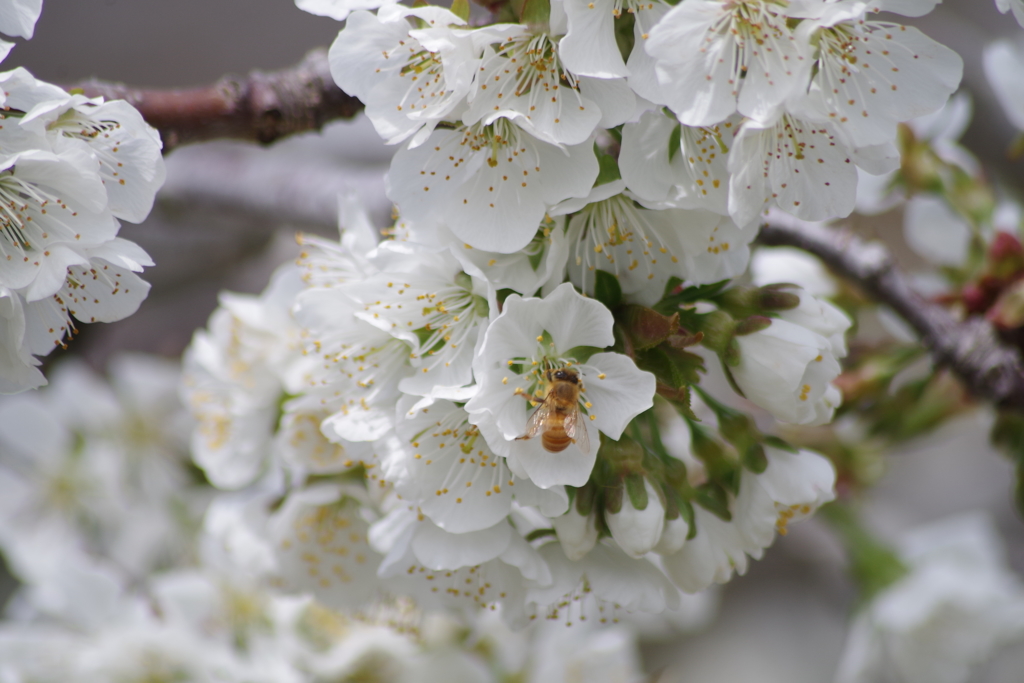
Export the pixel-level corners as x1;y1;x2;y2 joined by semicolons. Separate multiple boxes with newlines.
551;368;578;384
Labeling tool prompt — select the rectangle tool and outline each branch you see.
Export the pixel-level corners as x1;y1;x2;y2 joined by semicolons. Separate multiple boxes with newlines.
72;49;363;152
758;210;1024;411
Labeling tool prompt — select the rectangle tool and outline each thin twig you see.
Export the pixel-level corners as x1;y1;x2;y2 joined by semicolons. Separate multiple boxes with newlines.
758;210;1024;410
71;49;363;152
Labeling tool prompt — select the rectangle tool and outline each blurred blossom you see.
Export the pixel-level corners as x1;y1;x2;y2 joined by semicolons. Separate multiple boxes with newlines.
984;40;1024;132
834;513;1024;683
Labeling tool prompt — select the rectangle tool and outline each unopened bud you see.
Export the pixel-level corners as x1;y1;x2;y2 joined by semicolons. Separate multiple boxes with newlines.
759;284;801;311
622;305;679;352
653;514;689;555
606;477;665;559
715;285;761;316
733;315;773;336
694;309;735;353
552;506;598;561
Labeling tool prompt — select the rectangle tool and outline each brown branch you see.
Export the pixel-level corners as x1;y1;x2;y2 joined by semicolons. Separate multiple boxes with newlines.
758;211;1024;411
71;49;364;152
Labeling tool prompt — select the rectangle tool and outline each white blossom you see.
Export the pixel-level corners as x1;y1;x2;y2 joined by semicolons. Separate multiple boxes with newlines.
182;265;304;489
996;0;1024;28
835;513;1024;683
645;0;812;126
773;286;853;358
729;317;843;426
465;28;635;146
343;247;490;397
902;195;973;267
605;478;665;559
793;1;962;149
327;6;475;147
374;508;551;627
751;246;838;298
269;484;385;610
295;0;398;21
465;283;655;488
662;445;835;593
984;39;1024;132
526;541;680;623
557;180;754;307
619;109;738;218
390;397;567;534
386;120;598;253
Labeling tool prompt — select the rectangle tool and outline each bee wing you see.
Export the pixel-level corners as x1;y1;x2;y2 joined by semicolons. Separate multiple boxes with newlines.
563;403;590;455
516;400;553;441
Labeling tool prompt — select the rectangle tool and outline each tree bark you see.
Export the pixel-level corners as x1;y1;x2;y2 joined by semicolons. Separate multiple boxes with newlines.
72;49;363;152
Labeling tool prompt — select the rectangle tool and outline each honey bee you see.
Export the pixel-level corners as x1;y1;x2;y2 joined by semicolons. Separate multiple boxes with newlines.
515;367;590;454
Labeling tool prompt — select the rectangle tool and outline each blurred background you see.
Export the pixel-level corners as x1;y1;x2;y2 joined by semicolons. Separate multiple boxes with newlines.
4;1;1024;680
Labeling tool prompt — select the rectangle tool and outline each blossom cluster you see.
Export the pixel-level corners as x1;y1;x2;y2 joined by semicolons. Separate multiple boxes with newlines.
0;2;165;394
0;355;653;683
172;0;965;627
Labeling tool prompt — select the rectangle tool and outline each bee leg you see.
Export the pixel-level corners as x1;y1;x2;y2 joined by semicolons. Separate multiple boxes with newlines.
513;387;545;406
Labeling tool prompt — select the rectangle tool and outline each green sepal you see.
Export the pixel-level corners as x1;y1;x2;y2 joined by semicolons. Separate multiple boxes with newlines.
763;435;798;453
593;269;623;310
604;482;624;515
636;345;704;390
693;482;732;522
681;498;697;539
625;473;649;511
742;442;768;474
667;123;682;163
574;481;597;516
524;528;557;542
594;145;623;186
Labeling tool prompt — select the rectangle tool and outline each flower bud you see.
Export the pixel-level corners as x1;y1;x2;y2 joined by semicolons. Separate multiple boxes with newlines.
730;319;842;426
552;506;599;561
758;284;801;311
733;315;772;336
653;514;689;555
621;305;679;352
606;476;665;559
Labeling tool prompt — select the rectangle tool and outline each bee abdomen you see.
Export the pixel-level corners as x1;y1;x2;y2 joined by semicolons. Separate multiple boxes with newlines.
541;430;572;453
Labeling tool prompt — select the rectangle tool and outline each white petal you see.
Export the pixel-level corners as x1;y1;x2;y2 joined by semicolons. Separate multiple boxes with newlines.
559;0;628;78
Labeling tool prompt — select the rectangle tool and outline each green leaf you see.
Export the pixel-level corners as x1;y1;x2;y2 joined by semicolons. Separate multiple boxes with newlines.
653;279;731;315
519;0;550;25
593;269;623;310
450;0;471;21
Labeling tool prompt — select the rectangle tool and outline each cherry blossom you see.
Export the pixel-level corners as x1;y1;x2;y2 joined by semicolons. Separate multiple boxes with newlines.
645;0;812;126
386;120;598;253
465;283;655;488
